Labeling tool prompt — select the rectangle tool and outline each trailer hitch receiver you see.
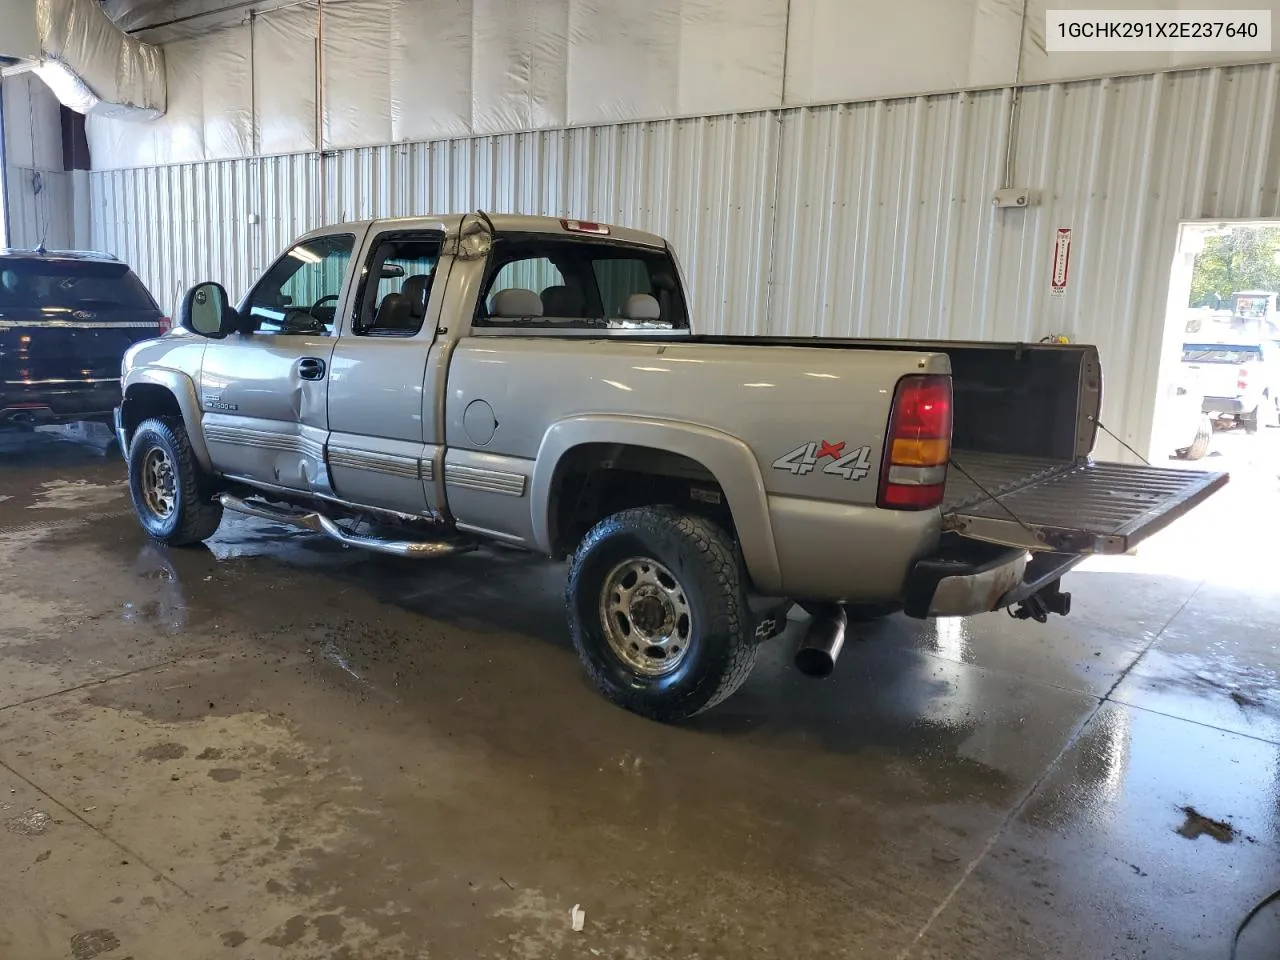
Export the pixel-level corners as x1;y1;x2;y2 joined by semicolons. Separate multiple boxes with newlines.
1010;578;1072;623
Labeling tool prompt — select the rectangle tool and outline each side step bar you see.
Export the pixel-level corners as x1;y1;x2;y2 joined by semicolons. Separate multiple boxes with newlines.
217;494;476;559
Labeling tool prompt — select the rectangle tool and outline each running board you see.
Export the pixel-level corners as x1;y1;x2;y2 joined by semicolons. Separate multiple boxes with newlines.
217;494;476;559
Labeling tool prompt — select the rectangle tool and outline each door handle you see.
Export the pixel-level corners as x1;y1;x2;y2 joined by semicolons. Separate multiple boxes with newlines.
298;357;326;381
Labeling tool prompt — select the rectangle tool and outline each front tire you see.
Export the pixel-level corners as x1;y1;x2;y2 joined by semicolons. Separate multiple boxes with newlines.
566;507;757;722
127;417;223;546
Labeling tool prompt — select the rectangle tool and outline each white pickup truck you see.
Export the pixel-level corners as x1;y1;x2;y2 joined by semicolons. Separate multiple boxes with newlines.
116;213;1227;721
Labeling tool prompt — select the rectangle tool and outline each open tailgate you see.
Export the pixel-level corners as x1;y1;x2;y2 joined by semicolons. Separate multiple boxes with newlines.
944;452;1228;554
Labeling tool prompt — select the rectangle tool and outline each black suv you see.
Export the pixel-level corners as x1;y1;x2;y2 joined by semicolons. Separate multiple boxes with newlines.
0;249;167;426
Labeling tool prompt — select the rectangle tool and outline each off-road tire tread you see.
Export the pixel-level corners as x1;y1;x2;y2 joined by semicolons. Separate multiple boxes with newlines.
567;506;756;722
129;417;223;546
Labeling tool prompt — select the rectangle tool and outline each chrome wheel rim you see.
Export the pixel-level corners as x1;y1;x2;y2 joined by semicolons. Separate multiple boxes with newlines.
599;557;693;677
141;447;177;519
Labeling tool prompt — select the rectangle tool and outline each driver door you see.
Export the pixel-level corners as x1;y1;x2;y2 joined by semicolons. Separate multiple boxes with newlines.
199;230;362;491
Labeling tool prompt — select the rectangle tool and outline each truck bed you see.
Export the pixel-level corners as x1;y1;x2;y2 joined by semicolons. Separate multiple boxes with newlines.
943;451;1069;511
680;335;1228;555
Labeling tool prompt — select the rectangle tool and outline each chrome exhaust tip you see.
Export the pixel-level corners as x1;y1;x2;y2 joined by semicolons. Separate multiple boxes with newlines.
793;605;848;678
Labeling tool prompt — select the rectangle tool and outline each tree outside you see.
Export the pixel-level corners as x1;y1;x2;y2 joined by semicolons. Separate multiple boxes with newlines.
1189;226;1280;308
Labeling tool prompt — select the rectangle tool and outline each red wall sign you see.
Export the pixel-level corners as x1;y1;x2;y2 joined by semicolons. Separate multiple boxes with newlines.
1051;227;1072;297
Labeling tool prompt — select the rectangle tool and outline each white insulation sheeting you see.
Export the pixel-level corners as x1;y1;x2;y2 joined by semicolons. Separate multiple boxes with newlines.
782;0;1022;105
85;0;1280;169
35;0;166;119
86;0;796;166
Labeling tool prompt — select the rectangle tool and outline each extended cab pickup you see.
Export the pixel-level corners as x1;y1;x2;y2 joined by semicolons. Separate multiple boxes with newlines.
117;213;1228;721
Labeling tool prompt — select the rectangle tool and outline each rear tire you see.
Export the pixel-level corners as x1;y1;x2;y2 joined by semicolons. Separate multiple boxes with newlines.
127;417;223;546
1176;416;1213;461
566;506;756;722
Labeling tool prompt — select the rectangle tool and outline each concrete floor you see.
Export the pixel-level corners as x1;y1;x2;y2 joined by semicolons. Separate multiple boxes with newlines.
1;428;1278;960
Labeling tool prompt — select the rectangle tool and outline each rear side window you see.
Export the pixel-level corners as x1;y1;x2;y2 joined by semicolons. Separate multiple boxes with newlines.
476;236;688;330
353;232;444;337
1182;344;1263;363
0;260;157;311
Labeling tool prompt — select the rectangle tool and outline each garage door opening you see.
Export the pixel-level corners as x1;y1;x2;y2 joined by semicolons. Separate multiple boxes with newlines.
1154;221;1280;470
1124;219;1280;587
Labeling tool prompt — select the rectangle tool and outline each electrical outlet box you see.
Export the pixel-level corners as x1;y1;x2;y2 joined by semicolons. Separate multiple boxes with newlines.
993;188;1038;209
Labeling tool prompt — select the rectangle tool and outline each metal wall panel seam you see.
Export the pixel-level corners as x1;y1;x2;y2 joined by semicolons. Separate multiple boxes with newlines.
935;93;966;341
1189;69;1221;219
1121;74;1172;457
1249;63;1279;214
853;101;885;340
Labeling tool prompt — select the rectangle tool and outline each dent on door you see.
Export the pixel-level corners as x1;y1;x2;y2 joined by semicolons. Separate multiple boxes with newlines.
200;336;335;491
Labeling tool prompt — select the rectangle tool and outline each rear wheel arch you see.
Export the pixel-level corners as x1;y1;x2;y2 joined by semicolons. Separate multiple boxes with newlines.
545;442;729;548
531;417;782;594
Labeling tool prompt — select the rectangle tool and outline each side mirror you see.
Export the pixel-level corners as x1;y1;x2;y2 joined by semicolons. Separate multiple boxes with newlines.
178;281;234;338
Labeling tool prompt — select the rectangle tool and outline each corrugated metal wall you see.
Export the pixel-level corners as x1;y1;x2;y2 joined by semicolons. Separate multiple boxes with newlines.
88;62;1280;458
89;114;779;334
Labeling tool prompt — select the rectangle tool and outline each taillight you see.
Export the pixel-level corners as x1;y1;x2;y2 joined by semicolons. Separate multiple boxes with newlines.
158;315;173;334
1238;366;1249;391
878;374;953;510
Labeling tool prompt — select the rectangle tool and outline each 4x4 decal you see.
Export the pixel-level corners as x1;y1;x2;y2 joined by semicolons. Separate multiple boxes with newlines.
772;441;872;480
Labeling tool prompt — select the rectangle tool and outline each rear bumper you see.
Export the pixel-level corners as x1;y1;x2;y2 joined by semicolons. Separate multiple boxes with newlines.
899;535;1089;622
0;382;122;424
904;538;1089;618
903;539;1028;618
1202;396;1247;415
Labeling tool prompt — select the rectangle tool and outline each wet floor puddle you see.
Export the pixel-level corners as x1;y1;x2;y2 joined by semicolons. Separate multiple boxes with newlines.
1177;805;1235;843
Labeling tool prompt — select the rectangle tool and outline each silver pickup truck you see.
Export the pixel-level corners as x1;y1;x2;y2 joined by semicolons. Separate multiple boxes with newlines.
116;213;1227;721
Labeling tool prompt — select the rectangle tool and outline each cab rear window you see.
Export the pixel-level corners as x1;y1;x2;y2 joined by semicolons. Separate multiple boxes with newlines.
0;260;158;311
1181;344;1262;364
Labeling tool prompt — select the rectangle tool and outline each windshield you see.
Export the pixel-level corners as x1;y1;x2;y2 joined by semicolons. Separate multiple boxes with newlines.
1182;344;1262;364
0;260;157;312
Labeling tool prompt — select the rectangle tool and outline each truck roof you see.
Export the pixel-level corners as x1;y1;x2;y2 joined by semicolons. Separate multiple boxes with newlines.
296;213;667;250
